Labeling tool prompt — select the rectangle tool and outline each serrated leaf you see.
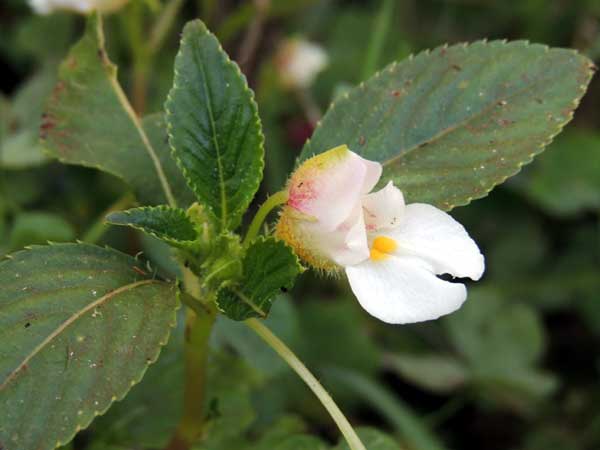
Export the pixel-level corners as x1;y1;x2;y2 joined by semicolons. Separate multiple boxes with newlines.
216;237;302;320
301;40;593;210
41;14;193;207
166;19;264;230
0;243;178;450
106;206;198;250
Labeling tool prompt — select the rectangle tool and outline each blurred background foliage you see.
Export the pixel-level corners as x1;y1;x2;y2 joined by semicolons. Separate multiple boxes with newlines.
1;0;600;449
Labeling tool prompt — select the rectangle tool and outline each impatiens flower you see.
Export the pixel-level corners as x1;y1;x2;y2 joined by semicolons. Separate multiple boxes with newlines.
275;38;329;89
276;145;485;324
29;0;129;14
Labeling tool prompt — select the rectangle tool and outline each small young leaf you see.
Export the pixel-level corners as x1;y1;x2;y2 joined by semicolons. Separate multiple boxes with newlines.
42;14;193;207
166;19;264;230
0;243;178;450
216;237;302;320
302;41;594;210
106;206;198;250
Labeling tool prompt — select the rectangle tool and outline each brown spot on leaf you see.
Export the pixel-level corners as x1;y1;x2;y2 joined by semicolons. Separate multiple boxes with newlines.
359;136;366;146
40;114;56;139
391;90;401;97
67;57;77;70
451;64;462;71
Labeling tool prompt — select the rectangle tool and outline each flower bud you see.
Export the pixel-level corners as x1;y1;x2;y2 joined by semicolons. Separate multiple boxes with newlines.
29;0;130;15
275;38;329;90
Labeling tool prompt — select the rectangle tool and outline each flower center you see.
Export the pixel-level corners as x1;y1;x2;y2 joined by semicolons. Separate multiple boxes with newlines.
370;235;397;261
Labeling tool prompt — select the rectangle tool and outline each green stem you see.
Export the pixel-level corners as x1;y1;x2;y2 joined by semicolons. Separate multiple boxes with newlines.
81;193;135;244
166;269;216;450
242;190;288;247
148;0;185;55
245;318;366;450
362;0;394;80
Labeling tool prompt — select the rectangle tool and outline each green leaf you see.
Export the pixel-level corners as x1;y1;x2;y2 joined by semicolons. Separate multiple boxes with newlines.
0;243;178;450
385;353;468;394
166;19;264;230
90;311;185;448
41;14;193;207
520;130;600;215
106;206;198;250
1;67;55;169
9;211;76;250
216;237;302;320
301;41;593;210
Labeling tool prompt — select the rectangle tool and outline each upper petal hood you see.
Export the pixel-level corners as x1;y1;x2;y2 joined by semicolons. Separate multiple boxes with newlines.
287;145;382;232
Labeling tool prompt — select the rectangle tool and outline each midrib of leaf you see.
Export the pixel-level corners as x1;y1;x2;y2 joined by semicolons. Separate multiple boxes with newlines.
231;287;266;318
0;279;159;391
383;55;580;168
193;36;228;228
94;16;177;208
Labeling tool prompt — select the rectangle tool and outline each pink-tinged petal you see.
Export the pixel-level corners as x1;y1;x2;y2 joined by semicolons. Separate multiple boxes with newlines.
387;204;485;280
362;181;405;231
345;256;467;324
288;145;382;231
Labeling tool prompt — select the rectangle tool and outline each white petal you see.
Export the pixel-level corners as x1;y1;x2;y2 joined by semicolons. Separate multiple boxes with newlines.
362;181;405;231
288;146;381;231
345;256;467;324
314;204;370;266
362;159;383;195
387;204;484;280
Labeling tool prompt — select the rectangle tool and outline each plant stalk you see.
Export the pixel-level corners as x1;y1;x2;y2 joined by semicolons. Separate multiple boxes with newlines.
245;318;367;450
242;190;288;247
166;269;216;450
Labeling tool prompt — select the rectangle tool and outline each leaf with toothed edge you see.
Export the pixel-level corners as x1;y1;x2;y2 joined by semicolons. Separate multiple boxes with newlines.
166;19;264;230
301;40;594;210
41;13;194;207
216;237;303;321
0;243;178;450
106;206;198;250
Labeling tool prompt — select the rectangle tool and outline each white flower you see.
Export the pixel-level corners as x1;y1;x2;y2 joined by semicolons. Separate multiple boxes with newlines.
275;38;329;89
276;145;485;324
29;0;129;14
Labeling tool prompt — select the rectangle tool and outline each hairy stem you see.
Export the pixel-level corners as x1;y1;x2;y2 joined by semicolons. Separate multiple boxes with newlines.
242;190;288;247
245;318;366;450
166;269;216;450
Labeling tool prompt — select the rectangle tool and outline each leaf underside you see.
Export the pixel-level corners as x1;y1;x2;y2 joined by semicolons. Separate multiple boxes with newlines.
216;237;302;321
166;19;264;230
41;14;193;207
106;206;198;250
301;40;594;210
0;243;178;450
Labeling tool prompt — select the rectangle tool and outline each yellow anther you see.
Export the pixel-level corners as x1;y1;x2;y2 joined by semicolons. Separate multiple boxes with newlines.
370;236;397;261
